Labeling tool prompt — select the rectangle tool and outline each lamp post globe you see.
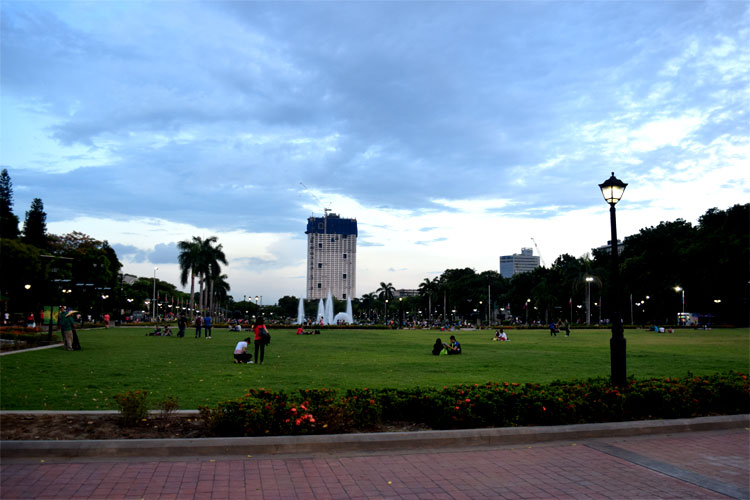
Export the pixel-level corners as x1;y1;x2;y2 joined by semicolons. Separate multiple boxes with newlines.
599;172;627;386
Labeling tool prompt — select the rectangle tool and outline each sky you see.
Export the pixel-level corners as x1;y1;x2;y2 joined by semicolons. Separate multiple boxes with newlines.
2;1;748;305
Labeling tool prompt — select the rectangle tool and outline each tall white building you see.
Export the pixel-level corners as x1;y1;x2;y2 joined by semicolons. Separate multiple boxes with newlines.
306;212;357;300
499;247;540;278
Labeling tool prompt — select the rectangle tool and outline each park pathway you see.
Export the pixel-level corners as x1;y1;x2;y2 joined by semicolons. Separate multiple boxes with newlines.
2;427;748;499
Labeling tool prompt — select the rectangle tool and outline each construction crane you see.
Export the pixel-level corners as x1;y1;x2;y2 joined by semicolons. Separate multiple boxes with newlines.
299;182;331;217
531;237;546;267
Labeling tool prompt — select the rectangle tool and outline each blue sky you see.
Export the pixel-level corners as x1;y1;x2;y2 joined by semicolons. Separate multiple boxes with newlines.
2;1;748;304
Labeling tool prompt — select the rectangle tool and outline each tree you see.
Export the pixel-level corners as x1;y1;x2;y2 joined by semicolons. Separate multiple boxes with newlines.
359;292;378;322
376;282;395;301
0;169;19;239
199;237;227;317
22;198;48;248
0;239;43;314
47;232;121;319
418;278;437;321
210;273;230;318
277;295;299;320
178;238;201;318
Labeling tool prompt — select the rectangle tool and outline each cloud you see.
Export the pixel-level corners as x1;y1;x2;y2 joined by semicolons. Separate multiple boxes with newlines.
149;243;178;264
415;238;448;246
3;0;748;302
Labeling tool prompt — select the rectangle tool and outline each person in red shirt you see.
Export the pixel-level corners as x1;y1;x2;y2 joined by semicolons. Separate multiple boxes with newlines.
253;317;269;365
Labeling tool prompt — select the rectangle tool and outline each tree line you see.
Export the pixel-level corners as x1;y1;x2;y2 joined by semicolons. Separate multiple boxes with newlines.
0;169;232;323
3;167;746;326
347;204;748;327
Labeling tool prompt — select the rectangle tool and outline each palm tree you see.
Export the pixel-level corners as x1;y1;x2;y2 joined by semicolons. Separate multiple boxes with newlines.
194;236;227;316
418;278;435;322
202;238;227;317
376;282;395;301
376;282;396;323
360;292;377;321
211;273;230;318
177;237;201;319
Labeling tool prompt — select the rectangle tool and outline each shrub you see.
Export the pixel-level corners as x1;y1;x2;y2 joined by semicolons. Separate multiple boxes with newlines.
113;390;149;426
199;372;749;437
157;395;179;420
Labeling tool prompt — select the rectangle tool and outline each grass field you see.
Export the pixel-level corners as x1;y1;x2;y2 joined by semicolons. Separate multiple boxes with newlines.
1;326;748;411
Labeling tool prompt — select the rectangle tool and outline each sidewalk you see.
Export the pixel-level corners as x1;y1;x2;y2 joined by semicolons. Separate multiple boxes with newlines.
2;416;748;499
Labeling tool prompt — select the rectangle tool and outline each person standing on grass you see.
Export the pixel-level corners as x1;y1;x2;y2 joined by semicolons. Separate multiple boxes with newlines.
60;308;78;351
195;314;203;338
204;313;212;339
177;314;187;338
253;317;269;364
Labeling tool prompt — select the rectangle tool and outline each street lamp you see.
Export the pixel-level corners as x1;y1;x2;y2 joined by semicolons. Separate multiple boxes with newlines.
384;299;389;323
674;285;685;314
399;297;403;328
525;298;531;325
599;171;627;386
152;267;159;321
585;276;594;325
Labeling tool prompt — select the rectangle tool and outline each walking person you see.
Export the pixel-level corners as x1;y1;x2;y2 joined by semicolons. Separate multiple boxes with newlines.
177;314;187;338
204;313;212;339
194;314;203;338
253;317;270;365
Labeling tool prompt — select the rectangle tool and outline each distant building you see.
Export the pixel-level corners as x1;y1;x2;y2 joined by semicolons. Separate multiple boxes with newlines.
394;289;419;298
306;212;357;300
595;240;625;255
499;247;540;278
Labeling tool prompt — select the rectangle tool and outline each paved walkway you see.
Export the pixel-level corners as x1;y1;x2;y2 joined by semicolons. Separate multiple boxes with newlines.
2;426;748;499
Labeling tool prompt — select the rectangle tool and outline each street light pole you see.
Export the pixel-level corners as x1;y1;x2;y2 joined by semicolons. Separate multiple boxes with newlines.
674;286;685;324
585;276;594;325
152;267;159;321
599;172;628;386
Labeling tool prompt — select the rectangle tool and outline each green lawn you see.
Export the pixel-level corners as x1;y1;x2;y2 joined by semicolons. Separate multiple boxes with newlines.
1;327;748;410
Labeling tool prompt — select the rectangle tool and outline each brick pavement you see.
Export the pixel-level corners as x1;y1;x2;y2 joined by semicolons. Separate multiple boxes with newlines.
2;428;748;499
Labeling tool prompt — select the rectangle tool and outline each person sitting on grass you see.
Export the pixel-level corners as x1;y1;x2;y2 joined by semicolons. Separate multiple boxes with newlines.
162;324;172;336
493;329;509;341
147;326;162;336
233;337;253;364
432;338;444;355
447;335;462;354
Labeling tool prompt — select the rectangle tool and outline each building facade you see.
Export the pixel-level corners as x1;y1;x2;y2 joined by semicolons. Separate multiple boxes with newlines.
499;247;540;278
306;212;357;300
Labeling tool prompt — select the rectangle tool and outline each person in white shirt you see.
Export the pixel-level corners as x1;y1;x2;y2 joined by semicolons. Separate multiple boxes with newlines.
233;337;253;364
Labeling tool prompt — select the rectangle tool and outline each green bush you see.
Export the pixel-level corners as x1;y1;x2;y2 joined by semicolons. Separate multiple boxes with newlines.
113;390;149;426
199;372;749;437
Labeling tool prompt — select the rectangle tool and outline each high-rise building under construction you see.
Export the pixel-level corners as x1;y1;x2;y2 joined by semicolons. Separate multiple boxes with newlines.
305;212;357;300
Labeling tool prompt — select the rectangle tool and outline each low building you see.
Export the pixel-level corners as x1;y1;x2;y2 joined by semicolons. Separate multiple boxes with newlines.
499;247;540;278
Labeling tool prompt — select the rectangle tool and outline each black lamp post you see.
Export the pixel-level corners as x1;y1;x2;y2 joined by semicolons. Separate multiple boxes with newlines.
599;172;628;386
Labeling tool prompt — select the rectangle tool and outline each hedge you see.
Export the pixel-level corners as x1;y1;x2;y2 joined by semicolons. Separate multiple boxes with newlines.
198;371;749;437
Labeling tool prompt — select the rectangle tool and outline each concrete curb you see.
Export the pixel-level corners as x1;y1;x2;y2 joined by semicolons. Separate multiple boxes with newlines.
2;414;747;460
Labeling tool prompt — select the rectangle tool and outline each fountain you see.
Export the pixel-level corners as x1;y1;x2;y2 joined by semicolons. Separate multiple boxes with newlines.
296;298;305;325
317;299;325;325
325;290;334;325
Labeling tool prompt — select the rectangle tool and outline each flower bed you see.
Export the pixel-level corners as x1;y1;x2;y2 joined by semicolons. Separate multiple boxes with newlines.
199;372;749;437
0;326;60;351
